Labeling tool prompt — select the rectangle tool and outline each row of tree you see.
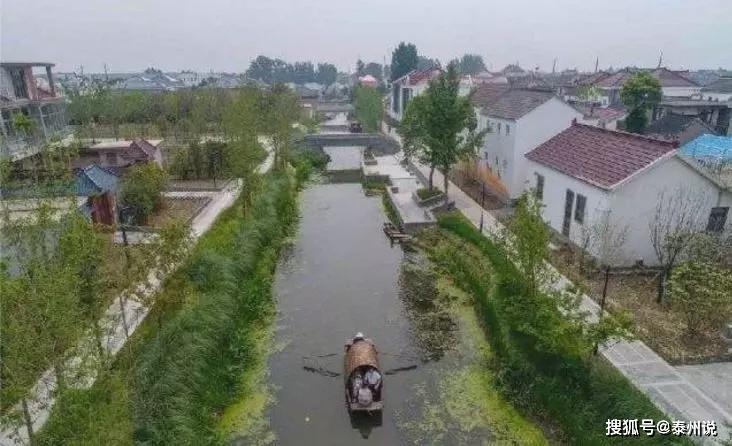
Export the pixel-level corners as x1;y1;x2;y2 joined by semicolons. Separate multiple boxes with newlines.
390;41;488;81
245;55;338;85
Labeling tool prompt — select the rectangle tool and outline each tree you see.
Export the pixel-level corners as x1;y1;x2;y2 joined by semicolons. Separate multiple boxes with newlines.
259;85;300;170
292;61;316;84
352;85;382;132
649;187;707;303
391;42;418;81
668;261;732;336
315;63;337;85
246;55;276;84
620;72;662;133
355;59;365;77
416;56;439;71
397;63;485;198
457;54;486;75
363;62;384;82
120;163;168;224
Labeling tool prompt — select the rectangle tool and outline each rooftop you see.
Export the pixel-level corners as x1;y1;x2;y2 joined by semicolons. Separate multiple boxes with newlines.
393;67;441;86
681;133;732;162
76;164;120;196
644;114;716;144
526;121;678;190
701;76;732;94
88;139;163;150
472;84;556;120
587;67;699;89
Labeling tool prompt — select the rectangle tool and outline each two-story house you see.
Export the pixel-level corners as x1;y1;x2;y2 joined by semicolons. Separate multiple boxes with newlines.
471;83;582;202
0;62;69;160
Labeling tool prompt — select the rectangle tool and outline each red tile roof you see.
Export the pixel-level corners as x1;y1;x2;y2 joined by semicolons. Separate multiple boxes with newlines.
394;67;441;86
525;122;679;189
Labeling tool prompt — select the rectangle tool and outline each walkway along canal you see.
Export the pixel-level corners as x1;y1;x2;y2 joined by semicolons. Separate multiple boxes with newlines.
228;179;546;445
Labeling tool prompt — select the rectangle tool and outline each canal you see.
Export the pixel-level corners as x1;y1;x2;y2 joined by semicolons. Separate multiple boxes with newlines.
231;158;547;444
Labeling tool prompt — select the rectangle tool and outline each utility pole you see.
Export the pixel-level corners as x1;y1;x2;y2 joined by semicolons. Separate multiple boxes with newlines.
552;58;557;74
657;50;664;69
594;57;599;73
479;182;485;232
103;63;109;82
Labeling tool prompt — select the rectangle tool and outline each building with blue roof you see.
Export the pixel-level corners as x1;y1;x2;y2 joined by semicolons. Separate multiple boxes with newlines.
680;134;732;163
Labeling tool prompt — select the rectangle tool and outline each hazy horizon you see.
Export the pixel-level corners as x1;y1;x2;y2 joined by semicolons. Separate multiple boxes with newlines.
2;0;731;74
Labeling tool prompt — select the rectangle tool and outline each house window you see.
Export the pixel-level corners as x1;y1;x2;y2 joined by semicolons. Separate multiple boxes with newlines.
535;174;545;200
706;207;729;233
505;124;510;135
574;194;587;224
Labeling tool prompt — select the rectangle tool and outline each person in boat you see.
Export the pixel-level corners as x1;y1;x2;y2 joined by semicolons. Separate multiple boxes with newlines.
364;367;382;398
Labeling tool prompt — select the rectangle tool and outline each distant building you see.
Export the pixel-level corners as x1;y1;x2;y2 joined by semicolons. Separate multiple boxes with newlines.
525;122;729;265
0;62;69;160
358;74;379;88
644;113;717;144
114;73;184;92
569;67;701;107
575;104;626;130
654;99;730;136
387;67;441;122
700;76;732;102
73;138;164;170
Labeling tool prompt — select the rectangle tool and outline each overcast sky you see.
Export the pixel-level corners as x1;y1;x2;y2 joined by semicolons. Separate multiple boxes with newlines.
2;0;731;74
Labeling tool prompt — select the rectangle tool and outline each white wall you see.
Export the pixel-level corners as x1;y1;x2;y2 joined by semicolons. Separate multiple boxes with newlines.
512;98;583;198
477;114;516;194
702;92;732;102
610;156;723;265
0;67;16;100
528;159;611;250
663;86;702;99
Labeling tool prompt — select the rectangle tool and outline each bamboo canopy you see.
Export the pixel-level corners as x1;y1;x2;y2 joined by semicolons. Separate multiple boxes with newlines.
344;340;379;378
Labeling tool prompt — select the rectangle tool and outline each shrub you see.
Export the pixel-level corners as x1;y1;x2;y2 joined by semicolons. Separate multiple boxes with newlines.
120;163;168;224
416;187;443;200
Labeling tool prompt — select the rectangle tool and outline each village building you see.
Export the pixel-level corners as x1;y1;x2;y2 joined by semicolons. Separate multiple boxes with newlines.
0;62;69;161
387;67;441;123
525;122;730;266
643;113;717;144
654;99;731;136
471;83;582;201
358;74;379;88
75;163;121;226
700;76;732;102
73;138;164;170
575;104;627;130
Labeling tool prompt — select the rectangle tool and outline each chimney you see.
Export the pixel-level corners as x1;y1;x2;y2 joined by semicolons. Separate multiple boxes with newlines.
571;118;578;125
672;139;680;148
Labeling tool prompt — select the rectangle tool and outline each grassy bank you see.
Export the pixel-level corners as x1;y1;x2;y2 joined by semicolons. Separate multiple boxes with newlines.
420;213;692;445
36;169;301;445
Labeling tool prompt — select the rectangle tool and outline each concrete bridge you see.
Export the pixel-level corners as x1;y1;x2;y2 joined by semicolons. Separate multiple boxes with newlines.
302;133;400;155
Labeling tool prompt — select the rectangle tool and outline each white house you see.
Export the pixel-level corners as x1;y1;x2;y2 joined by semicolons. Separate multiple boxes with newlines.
471;83;583;201
525;122;730;266
576;67;702;107
387;67;441;123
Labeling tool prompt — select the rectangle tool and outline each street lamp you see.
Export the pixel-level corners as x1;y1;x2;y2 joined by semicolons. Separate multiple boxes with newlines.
479;181;486;232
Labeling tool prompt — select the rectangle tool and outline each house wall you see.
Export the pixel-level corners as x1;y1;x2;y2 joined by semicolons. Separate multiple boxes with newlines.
527;159;611;252
477;114;516;196
512;98;582;197
0;67;16;100
662;86;702;99
610;156;724;265
703;92;732;102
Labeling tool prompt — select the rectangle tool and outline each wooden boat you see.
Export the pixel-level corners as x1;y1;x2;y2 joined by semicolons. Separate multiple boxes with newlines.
344;334;383;412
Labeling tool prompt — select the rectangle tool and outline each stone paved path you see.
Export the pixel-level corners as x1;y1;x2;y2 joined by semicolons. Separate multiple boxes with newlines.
411;160;732;445
0;143;273;445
